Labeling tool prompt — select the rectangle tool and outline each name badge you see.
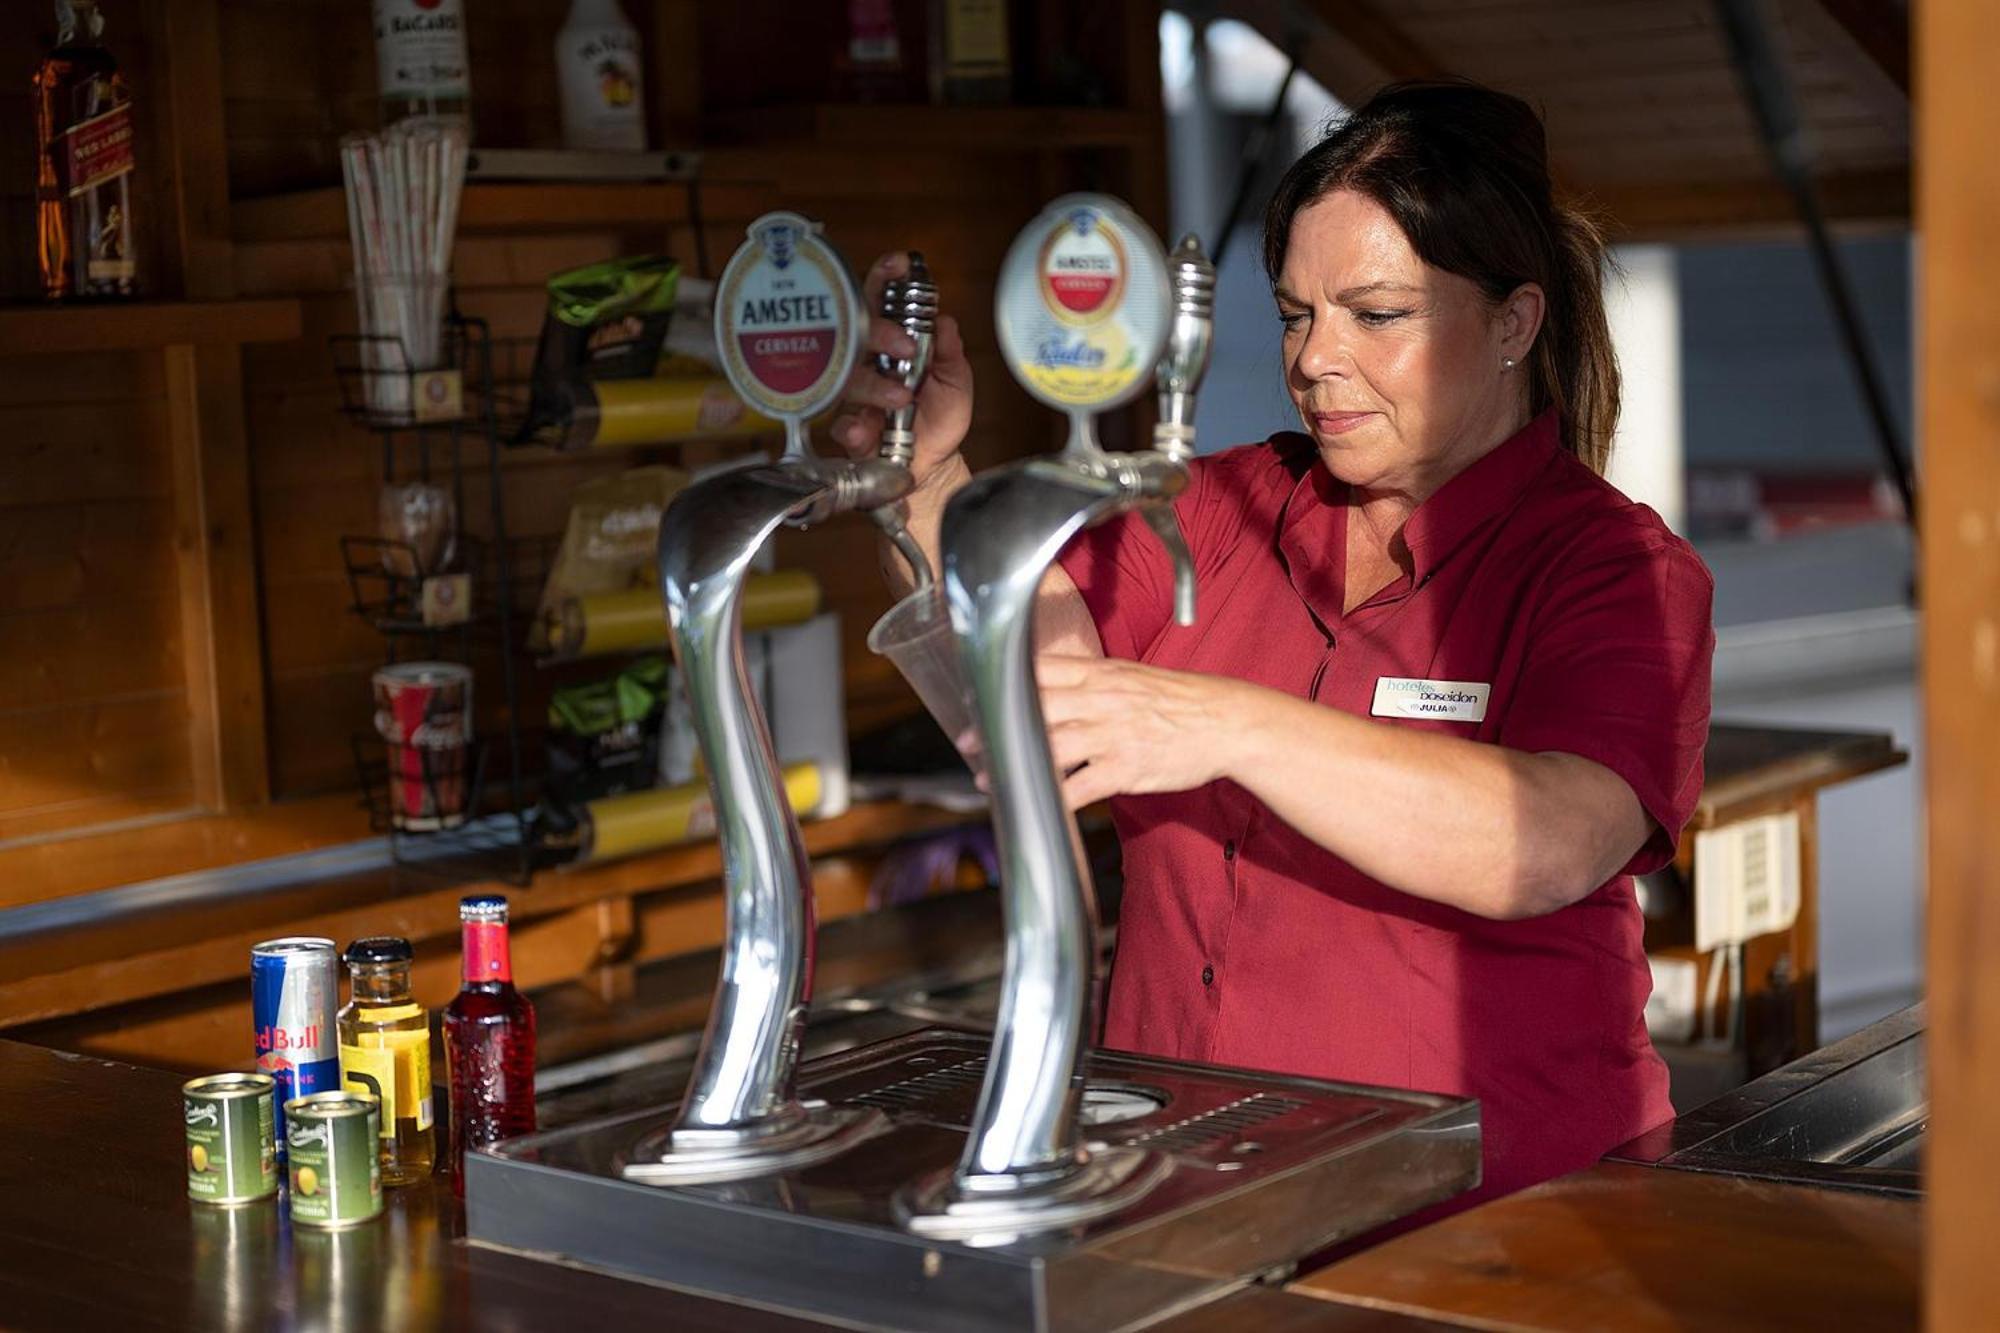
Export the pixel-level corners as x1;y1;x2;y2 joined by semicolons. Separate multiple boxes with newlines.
1371;677;1490;723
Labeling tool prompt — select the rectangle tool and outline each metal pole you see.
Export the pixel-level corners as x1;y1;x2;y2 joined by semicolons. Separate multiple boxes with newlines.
1713;0;1918;529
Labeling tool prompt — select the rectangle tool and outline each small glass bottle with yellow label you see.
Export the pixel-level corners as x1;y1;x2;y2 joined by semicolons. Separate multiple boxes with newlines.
338;936;436;1186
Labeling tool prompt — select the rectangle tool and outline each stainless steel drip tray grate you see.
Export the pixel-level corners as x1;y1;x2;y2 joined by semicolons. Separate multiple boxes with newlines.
1123;1090;1310;1154
846;1054;988;1118
466;1028;1479;1333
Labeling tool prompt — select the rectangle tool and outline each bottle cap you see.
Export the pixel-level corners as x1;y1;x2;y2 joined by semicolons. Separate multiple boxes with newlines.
459;893;509;923
344;936;413;965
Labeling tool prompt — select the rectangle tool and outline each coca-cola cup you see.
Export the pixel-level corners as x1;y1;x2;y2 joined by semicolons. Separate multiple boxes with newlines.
372;662;474;831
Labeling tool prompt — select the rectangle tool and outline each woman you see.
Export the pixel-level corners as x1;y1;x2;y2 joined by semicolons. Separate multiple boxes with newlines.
836;81;1714;1206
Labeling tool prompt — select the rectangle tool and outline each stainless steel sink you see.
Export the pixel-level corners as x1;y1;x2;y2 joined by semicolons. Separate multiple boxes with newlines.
1612;1003;1924;1196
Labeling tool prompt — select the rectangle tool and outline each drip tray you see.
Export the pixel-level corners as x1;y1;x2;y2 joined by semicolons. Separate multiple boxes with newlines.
466;1029;1479;1333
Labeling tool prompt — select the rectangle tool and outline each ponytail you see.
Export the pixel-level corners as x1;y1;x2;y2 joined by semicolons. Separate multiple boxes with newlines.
1535;205;1621;475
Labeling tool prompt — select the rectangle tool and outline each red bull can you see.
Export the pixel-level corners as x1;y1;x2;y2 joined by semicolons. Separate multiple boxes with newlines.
252;937;341;1154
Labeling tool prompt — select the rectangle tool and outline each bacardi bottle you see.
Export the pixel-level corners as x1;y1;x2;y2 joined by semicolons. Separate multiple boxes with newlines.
443;894;536;1196
373;0;471;128
32;0;138;300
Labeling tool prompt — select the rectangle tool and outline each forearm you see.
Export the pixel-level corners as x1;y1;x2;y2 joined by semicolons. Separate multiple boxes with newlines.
1221;686;1643;919
877;455;1103;657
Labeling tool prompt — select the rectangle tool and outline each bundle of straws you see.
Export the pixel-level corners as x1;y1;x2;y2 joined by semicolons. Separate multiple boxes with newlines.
339;119;468;417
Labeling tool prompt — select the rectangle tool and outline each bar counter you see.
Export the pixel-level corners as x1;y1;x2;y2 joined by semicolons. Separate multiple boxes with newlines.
0;723;1919;1329
0;1038;1443;1332
2;1034;1918;1331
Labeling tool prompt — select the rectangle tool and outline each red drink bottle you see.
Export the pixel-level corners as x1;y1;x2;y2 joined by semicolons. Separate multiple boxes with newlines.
443;893;536;1197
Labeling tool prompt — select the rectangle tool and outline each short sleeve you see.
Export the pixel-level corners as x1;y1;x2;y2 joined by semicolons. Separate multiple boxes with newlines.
1055;457;1214;662
1497;538;1715;876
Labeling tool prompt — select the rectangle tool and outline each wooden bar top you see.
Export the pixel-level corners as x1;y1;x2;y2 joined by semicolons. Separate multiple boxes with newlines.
1697;722;1905;827
1287;1161;1920;1331
0;1038;1433;1332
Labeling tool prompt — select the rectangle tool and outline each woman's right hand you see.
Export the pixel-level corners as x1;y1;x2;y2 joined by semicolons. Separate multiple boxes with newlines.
832;251;974;493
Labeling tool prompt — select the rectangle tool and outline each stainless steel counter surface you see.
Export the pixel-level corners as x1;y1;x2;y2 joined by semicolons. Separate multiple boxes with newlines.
1610;1002;1924;1195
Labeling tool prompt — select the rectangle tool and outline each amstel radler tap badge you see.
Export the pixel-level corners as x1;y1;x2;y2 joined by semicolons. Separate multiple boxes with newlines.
996;195;1169;413
714;211;865;433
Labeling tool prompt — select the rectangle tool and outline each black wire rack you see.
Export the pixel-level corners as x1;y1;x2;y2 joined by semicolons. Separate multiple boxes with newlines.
333;315;536;885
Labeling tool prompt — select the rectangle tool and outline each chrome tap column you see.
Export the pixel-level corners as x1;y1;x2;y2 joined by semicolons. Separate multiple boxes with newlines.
899;197;1213;1235
625;214;931;1182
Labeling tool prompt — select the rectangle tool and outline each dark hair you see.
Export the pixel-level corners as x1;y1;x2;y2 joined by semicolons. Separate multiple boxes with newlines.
1262;81;1619;473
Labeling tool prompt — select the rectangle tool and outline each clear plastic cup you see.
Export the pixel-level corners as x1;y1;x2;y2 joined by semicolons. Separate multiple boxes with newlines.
867;588;984;777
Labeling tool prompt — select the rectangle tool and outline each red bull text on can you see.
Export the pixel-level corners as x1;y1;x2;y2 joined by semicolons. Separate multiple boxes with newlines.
251;937;342;1152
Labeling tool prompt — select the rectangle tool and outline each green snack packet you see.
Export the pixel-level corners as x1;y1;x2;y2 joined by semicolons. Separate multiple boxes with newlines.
515;255;681;447
549;255;679;330
546;655;671;806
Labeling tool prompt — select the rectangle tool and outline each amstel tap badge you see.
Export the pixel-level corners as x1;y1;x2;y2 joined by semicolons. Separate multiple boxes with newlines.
996;194;1169;413
714;211;864;432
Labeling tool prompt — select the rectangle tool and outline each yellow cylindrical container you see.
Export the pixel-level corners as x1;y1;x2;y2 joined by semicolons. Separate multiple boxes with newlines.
575;377;779;449
580;762;824;864
546;570;822;660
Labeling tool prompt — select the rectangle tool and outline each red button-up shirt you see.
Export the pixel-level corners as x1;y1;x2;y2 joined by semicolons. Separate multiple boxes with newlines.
1058;409;1714;1203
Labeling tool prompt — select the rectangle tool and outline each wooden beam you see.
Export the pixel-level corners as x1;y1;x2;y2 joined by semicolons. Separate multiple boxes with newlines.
1921;0;2000;1324
0;301;302;357
1588;167;1910;239
1295;0;1447;86
164;344;270;812
1809;0;1910;94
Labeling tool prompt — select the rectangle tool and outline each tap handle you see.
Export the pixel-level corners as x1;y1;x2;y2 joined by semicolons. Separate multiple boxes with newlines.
1155;234;1216;463
875;252;939;471
1140;504;1197;627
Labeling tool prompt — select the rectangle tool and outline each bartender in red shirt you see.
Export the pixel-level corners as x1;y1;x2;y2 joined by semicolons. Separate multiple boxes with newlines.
837;81;1714;1207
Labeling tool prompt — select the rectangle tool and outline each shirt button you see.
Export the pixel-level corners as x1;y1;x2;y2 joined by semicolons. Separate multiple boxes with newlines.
1201;965;1215;986
1223;840;1237;862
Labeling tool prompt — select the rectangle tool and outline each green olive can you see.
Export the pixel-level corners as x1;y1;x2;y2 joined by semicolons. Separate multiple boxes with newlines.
284;1091;382;1227
184;1073;278;1204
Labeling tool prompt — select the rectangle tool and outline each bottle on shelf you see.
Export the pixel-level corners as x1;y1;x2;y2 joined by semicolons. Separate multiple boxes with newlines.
930;0;1011;105
32;0;138;300
556;0;647;152
372;0;472;128
443;894;537;1196
337;936;437;1187
836;0;912;103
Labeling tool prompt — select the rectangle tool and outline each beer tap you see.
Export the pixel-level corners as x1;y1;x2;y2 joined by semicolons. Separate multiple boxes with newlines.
865;253;939;593
898;200;1215;1236
625;215;929;1183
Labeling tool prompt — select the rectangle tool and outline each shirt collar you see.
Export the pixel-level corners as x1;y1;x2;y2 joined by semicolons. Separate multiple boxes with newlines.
1399;407;1562;584
1276;408;1562;623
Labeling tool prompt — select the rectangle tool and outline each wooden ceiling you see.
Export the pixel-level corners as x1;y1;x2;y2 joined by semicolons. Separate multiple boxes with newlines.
1220;0;1911;237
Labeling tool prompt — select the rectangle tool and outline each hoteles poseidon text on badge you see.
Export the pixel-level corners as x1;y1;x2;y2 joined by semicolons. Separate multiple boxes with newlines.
1371;676;1491;723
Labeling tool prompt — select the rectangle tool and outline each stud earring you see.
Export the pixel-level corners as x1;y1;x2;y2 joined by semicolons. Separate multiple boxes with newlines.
1502;357;1516;370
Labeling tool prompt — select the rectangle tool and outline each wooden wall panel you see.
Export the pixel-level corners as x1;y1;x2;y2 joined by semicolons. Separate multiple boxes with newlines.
0;345;196;842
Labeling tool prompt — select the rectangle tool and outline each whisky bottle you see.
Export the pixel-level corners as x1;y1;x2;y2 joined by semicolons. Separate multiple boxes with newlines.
338;936;438;1187
32;0;138;300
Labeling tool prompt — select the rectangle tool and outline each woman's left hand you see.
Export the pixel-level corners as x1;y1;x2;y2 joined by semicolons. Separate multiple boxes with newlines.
1036;654;1259;808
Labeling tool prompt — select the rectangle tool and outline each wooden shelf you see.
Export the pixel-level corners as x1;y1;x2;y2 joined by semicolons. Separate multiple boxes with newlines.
0;797;985;1028
233;179;782;243
702;102;1155;151
228;105;1154;245
0;299;304;357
